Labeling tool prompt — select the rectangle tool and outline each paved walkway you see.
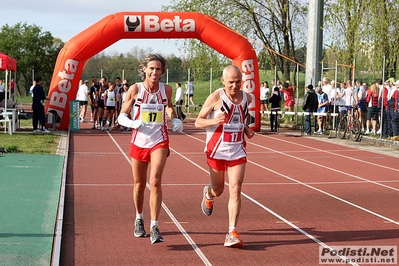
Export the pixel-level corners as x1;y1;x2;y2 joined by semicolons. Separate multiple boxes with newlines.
0;133;67;266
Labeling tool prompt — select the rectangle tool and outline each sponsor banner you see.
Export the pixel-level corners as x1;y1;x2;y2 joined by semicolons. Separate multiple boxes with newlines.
69;100;80;131
319;246;397;264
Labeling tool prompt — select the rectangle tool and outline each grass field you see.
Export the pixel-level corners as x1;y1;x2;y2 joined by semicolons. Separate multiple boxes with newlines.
0;115;61;154
0;131;60;154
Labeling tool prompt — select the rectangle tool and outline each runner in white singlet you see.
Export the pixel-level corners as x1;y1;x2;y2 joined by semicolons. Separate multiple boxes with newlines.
204;88;248;160
195;65;255;249
117;54;183;245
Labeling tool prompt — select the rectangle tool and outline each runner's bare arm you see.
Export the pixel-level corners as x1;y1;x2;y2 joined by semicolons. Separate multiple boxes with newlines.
194;90;225;128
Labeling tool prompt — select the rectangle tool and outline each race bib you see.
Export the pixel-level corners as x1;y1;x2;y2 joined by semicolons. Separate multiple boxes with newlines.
222;124;244;144
140;104;164;124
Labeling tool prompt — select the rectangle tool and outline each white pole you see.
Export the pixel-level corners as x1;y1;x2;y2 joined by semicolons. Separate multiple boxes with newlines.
166;69;169;84
14;71;17;100
187;68;190;112
122;69;125;81
380;56;386;138
5;70;8;112
296;63;299;122
210;68;212;95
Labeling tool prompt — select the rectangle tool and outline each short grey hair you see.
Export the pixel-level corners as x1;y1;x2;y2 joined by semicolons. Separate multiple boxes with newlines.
222;65;242;78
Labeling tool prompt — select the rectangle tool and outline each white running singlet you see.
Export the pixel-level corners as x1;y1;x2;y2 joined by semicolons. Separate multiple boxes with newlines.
205;88;248;160
105;90;116;107
130;83;169;148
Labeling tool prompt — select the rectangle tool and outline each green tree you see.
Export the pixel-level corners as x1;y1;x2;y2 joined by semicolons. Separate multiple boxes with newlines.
367;0;399;79
325;0;369;80
163;0;307;83
0;22;63;96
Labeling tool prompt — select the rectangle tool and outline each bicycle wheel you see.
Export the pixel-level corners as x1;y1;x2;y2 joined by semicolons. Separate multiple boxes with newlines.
350;118;361;141
337;117;347;139
279;113;285;123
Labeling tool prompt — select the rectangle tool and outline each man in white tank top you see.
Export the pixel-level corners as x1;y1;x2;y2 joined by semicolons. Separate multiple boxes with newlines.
117;54;183;244
195;65;255;248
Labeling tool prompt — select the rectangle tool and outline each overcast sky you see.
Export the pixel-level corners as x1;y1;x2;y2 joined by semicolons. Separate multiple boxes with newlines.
2;0;184;56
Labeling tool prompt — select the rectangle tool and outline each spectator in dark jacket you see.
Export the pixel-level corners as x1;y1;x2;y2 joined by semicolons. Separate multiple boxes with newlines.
32;77;50;133
269;87;281;132
302;84;318;135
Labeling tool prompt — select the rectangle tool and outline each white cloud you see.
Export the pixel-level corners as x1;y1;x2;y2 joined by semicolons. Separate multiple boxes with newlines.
2;0;183;56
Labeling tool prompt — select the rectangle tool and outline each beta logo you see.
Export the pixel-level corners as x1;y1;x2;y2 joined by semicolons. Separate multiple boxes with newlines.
125;16;141;32
124;15;195;33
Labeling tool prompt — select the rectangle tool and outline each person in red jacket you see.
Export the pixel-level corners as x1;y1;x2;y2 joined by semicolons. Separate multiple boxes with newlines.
365;83;380;134
283;81;295;122
377;79;390;137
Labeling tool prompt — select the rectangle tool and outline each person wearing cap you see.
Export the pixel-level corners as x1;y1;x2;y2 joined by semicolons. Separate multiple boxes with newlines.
77;79;90;122
302;84;318;135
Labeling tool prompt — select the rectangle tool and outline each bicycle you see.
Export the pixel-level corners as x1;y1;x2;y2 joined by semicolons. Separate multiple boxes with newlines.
337;107;361;141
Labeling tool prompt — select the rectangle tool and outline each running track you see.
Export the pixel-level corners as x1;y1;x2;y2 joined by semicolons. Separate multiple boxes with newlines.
60;119;399;266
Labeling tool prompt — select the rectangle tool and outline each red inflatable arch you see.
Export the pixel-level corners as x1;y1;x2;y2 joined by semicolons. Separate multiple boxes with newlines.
45;12;260;131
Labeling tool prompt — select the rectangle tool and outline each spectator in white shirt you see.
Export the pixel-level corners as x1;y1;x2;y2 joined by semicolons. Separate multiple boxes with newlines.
77;80;89;122
175;82;186;120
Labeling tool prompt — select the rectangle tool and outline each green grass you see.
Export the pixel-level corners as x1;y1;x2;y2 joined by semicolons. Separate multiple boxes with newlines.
0;116;60;154
15;96;33;104
0;132;60;154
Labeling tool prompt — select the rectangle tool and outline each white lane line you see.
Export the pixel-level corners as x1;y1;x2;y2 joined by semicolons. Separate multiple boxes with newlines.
260;134;399;172
67;180;399;187
182;133;399;225
168;144;357;265
249;141;399;193
107;132;212;266
248;159;399;226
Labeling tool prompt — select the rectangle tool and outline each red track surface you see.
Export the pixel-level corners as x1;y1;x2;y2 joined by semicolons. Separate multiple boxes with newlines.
61;119;399;266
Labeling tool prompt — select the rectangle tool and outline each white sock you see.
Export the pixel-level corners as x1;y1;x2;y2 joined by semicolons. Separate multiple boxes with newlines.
205;187;213;200
136;213;143;220
150;220;158;228
228;227;236;233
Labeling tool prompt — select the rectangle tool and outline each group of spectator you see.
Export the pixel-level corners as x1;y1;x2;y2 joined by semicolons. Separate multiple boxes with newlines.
76;76;130;131
303;77;399;139
259;79;295;118
0;79;15;104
